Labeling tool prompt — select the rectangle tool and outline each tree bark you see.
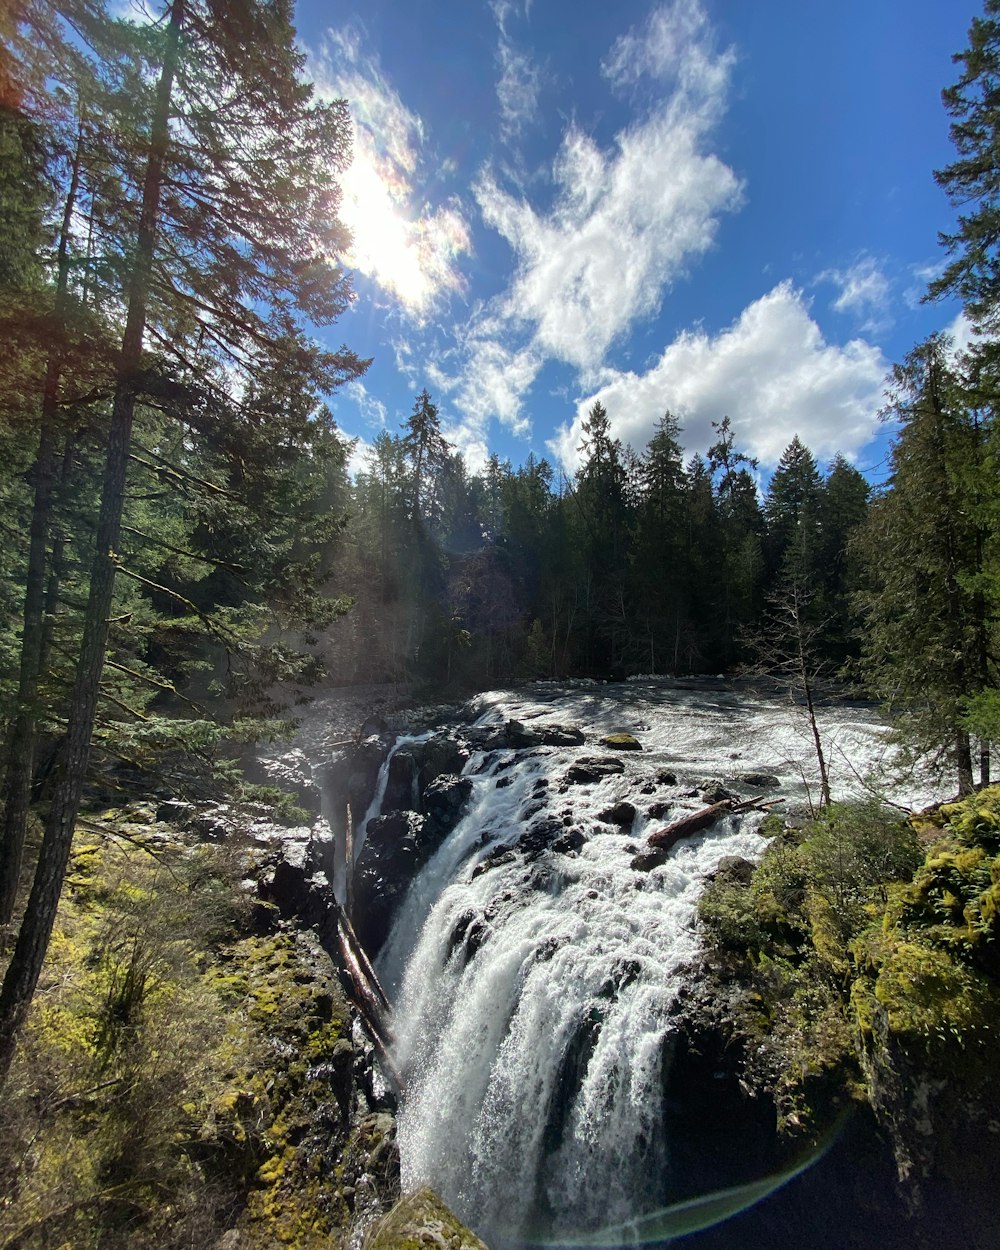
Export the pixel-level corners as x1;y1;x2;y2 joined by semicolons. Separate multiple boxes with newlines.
0;0;184;1088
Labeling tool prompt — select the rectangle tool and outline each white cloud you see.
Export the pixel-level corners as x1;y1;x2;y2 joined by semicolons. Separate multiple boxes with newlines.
453;0;741;432
946;309;978;358
453;337;539;437
602;0;733;101
822;255;892;333
496;39;541;143
344;379;388;430
310;29;472;316
490;1;541;145
547;281;888;473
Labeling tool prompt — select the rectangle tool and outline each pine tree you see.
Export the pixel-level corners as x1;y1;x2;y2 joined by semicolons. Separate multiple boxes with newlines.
764;435;823;582
929;0;1000;331
854;337;990;794
0;0;365;1085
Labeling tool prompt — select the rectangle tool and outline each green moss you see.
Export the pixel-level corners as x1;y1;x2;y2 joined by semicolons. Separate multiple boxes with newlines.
697;796;1000;1155
1;811;364;1250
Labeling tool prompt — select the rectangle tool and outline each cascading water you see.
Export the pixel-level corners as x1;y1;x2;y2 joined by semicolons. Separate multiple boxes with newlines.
356;681;937;1247
354;732;431;862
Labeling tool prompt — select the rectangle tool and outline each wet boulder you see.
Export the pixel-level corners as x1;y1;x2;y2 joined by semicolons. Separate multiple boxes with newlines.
352;810;430;955
505;719;586;748
413;734;469;797
599;801;637;827
347;733;396;816
517;815;585;860
383;750;418;812
423;774;473;839
736;771;781;789
700;779;738;804
712;855;755;885
599;732;643;751
565;755;627;785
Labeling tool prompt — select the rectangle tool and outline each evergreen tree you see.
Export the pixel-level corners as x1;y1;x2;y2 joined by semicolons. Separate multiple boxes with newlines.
633;413;688;672
819;454;870;664
855;336;991;794
929;0;1000;331
573;401;634;672
0;0;365;1085
764;435;823;582
708;417;764;663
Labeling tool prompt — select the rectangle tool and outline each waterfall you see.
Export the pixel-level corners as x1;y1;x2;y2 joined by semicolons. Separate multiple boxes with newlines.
354;732;431;863
377;696;768;1246
350;681;933;1248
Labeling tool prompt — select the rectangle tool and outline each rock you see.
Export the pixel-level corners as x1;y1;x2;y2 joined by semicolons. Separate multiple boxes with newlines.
536;723;586;747
505;718;539;747
383;750;418;811
306;821;336;880
599;732;643;750
423;774;473;838
737;771;781;789
471;847;516;879
353;810;437;955
646;800;672;820
551;827;585;854
505;719;586;748
712;855;755;885
657;769;678;786
598;801;637;827
413;734;469;797
700;779;737;804
348;733;396;817
631;846;670;872
517;815;584;860
565;755;627;784
366;1187;489;1250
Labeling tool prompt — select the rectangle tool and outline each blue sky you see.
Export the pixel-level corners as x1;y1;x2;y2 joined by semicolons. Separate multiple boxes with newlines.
293;0;975;482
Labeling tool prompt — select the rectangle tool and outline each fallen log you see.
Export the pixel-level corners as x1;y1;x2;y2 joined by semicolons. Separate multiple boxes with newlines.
632;795;784;872
336;915;402;1095
646;799;734;849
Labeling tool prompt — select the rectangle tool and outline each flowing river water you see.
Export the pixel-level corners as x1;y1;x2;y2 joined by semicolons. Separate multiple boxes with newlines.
300;679;941;1246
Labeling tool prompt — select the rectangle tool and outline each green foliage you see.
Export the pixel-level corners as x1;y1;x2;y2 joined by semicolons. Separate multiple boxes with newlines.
698;790;1000;1191
0;812;367;1249
854;336;992;791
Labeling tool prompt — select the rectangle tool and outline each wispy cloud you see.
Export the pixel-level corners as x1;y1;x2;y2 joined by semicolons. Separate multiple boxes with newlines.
456;0;742;427
821;255;892;333
601;0;733;99
343;379;388;430
548;281;888;472
310;27;472;316
491;0;542;144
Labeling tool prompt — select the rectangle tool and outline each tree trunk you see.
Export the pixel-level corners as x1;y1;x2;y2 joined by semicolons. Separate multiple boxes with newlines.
0;0;183;1088
0;128;84;932
956;730;974;796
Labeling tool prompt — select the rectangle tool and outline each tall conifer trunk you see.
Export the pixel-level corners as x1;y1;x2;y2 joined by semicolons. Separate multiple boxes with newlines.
0;126;85;932
0;0;184;1086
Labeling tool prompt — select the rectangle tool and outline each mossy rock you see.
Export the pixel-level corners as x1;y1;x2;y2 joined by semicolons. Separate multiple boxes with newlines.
365;1187;489;1250
598;732;643;750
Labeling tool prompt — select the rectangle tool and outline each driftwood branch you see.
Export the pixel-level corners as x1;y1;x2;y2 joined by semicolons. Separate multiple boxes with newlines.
335;913;401;1095
633;795;784;872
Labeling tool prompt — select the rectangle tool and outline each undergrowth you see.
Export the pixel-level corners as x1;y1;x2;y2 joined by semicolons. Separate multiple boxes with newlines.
0;807;386;1250
698;790;1000;1216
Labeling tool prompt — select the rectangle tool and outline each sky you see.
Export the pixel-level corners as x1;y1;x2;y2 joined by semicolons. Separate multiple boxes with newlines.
290;0;976;483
